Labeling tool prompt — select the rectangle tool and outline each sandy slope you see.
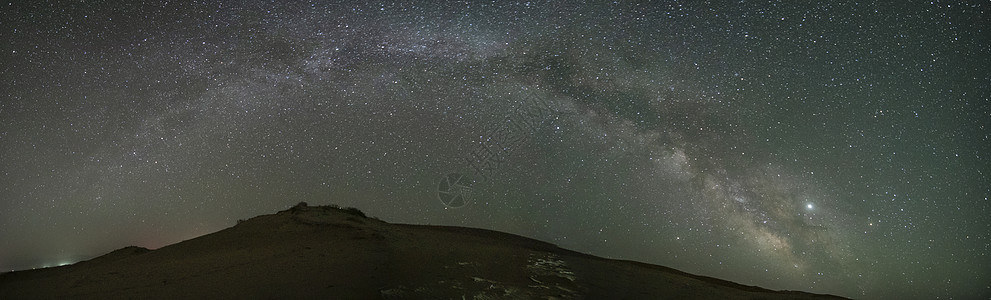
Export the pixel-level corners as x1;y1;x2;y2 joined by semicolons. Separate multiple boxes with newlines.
0;204;849;299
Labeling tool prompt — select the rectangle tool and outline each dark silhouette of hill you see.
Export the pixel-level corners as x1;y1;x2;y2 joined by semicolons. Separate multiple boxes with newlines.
0;203;850;299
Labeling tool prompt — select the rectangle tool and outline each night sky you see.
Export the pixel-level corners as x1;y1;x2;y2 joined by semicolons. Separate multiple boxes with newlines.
2;1;989;299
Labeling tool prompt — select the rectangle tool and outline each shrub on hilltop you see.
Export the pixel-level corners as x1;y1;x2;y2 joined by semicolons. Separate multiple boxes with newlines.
285;201;368;219
341;206;367;218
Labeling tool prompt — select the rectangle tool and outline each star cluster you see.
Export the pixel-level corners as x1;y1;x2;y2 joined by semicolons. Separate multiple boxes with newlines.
2;1;988;299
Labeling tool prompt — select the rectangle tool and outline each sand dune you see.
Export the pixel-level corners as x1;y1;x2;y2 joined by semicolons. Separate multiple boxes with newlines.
0;203;849;299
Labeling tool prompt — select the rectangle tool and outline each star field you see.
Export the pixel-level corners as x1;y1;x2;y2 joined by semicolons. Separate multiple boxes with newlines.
2;1;989;299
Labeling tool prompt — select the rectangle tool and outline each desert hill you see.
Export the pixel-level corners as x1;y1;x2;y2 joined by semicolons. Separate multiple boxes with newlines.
0;203;850;299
